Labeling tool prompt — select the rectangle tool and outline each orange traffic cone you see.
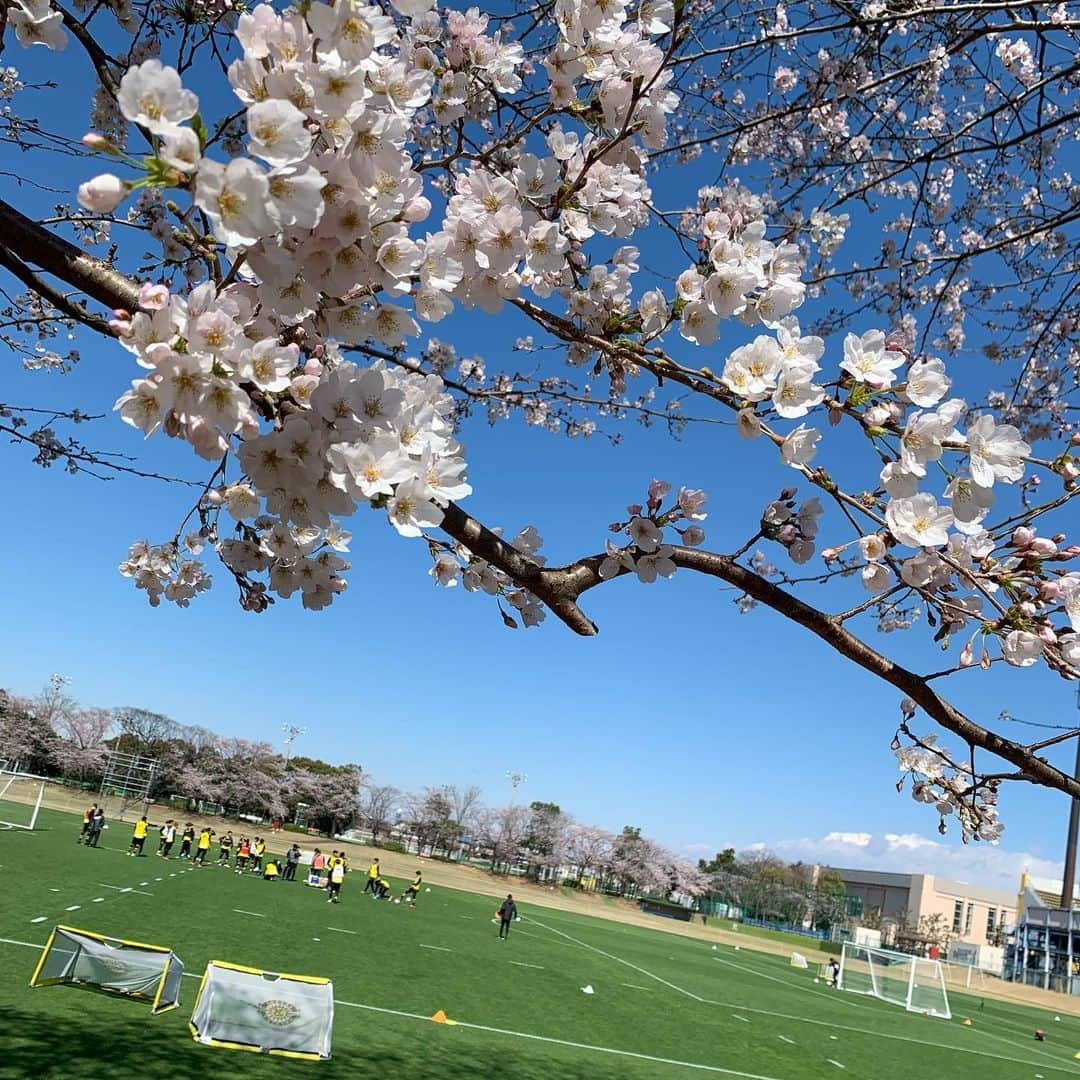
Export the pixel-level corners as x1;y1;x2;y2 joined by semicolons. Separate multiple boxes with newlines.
432;1010;449;1024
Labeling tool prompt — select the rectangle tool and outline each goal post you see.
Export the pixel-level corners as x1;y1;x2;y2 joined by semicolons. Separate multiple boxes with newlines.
839;942;951;1019
0;770;48;830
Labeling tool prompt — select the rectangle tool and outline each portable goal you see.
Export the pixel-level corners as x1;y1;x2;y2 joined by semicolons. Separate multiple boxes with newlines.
30;925;184;1013
189;961;334;1060
0;770;48;830
838;942;951;1019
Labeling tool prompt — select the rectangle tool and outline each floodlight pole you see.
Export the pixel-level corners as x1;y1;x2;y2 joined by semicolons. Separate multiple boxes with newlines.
1059;685;1080;911
283;724;306;770
506;770;527;807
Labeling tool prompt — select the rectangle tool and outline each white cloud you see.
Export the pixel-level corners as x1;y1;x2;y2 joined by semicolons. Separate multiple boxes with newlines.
749;830;1062;891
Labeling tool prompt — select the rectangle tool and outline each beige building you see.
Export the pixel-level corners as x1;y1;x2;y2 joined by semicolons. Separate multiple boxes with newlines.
829;867;1015;955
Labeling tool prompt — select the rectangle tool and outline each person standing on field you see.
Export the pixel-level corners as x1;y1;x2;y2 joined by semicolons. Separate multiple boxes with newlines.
128;816;149;856
159;820;176;859
364;857;380;894
178;823;195;860
497;894;518;939
87;806;105;848
327;856;345;903
283;844;301;881
79;803;97;842
193;826;213;864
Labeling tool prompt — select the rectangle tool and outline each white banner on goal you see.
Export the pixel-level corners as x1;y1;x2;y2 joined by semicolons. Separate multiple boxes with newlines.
0;771;48;830
838;942;951;1019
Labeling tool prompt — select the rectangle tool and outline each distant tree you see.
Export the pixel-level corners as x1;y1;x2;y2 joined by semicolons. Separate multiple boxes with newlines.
478;804;532;874
0;690;55;774
698;848;737;875
358;782;402;847
564;824;616;889
404;788;457;856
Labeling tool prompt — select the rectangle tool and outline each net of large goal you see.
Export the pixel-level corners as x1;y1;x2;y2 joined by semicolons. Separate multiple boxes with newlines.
0;770;48;830
838;943;950;1019
30;925;184;1013
189;961;334;1060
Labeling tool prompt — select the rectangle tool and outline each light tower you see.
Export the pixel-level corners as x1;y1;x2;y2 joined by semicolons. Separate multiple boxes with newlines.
1059;683;1080;910
282;723;307;770
506;770;528;807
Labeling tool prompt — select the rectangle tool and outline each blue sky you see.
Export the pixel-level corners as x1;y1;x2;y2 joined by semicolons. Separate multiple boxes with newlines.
2;27;1078;893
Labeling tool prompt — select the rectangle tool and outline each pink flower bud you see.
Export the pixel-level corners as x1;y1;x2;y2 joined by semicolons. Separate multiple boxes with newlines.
303;357;323;376
1012;527;1036;549
82;133;112;151
1072;433;1080;445
1038;624;1058;645
959;640;975;667
820;546;843;562
1052;534;1067;544
828;407;843;426
1019;601;1037;617
627;504;642;516
77;173;129;213
1040;580;1062;600
1030;538;1058;555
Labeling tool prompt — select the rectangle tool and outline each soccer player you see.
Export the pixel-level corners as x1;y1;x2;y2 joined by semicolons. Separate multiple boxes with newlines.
86;806;105;848
79;803;96;842
159;820;176;859
263;860;280;881
374;876;391;900
364;857;380;894
251;837;266;874
236;837;251;873
178;823;195;859
193;827;213;865
827;958;841;987
402;870;423;907
283;844;301;881
327;857;345;903
128;816;149;856
497;894;518;939
217;830;233;866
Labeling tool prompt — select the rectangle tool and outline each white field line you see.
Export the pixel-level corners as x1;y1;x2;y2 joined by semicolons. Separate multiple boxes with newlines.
418;944;452;952
0;937;1071;1078
333;998;786;1080
731;1015;750;1023
97;883;125;890
712;955;870;1012
232;909;265;918
327;927;357;935
526;921;1077;1076
510;961;545;970
64;905;80;912
827;1060;845;1070
91;898;104;903
459;915;474;920
30;917;47;923
525;917;706;1002
622;983;651;991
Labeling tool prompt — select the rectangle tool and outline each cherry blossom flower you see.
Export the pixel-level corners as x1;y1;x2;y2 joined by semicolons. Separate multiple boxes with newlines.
886;493;954;548
117;60;198;135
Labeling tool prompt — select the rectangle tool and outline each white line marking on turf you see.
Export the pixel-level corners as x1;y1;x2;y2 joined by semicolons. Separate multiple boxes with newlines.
510;961;545;970
92;897;104;903
65;905;80;912
777;1036;795;1045
139;881;149;886
333;999;786;1079
712;956;869;1012
526;917;706;1002
827;1060;845;1069
418;944;451;952
30;917;47;924
98;883;124;890
0;937;44;949
327;927;357;935
732;1015;750;1023
233;909;265;918
622;983;651;991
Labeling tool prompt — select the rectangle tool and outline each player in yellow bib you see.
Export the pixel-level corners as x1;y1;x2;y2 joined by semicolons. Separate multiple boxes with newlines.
402;870;423;907
128;816;149;857
364;858;380;894
193;827;213;865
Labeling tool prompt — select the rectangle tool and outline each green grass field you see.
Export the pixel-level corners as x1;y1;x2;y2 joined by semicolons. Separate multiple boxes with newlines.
2;803;1080;1079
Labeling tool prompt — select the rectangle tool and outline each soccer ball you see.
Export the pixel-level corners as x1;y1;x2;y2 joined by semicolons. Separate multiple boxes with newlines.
814;978;819;984
394;898;400;904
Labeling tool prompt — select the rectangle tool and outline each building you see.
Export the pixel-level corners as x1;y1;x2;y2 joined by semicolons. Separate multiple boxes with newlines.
1004;873;1080;994
828;867;1014;968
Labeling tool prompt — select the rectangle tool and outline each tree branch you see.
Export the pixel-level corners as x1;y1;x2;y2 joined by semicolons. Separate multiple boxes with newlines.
0;198;140;315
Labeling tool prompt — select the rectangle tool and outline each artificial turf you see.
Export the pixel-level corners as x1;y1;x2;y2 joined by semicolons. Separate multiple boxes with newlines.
2;803;1079;1080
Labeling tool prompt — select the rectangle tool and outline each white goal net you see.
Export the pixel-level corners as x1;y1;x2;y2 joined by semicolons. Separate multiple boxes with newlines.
839;942;951;1019
0;770;48;830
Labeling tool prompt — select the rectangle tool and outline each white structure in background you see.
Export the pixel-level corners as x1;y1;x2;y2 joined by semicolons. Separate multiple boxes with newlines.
0;770;48;829
838;942;951;1019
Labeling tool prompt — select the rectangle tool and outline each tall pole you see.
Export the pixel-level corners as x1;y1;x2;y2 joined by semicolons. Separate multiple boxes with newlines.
282;724;306;770
1060;685;1080;911
506;770;527;807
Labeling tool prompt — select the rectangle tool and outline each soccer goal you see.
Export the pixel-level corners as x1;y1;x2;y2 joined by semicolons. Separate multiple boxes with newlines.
0;770;48;830
838;942;951;1019
189;960;334;1060
30;925;184;1013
